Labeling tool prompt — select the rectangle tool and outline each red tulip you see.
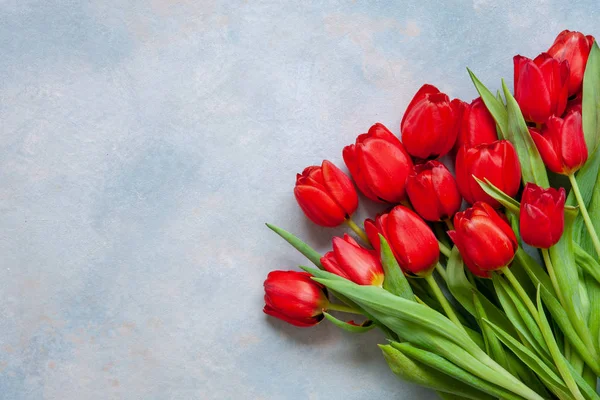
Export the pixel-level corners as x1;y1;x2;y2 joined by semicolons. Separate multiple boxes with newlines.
455;140;521;208
530;110;588;175
548;30;595;95
514;53;569;124
381;206;439;274
564;91;582;115
520;183;566;248
406;160;462;221
401;84;459;159
294;160;358;227
321;234;384;286
448;202;518;273
343;123;413;203
364;213;393;257
263;271;329;327
454;97;498;151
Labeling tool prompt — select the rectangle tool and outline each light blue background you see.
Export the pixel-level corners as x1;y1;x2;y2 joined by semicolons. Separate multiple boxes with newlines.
0;1;597;399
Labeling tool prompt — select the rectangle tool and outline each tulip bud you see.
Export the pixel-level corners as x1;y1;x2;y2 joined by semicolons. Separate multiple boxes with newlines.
520;183;566;249
343;123;413;203
406;160;462;222
383;206;439;274
530;110;588;175
263;271;329;327
455;140;521;208
401;84;459;160
548;30;595;95
321;234;384;286
454;97;498;151
448;202;518;274
514;53;569;124
294;160;358;227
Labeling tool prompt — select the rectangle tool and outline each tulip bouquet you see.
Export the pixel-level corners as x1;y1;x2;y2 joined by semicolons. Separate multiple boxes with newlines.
263;30;600;400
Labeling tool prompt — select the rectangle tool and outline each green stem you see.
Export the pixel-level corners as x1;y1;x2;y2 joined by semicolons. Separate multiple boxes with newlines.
444;218;455;231
435;263;448;283
502;267;585;400
327;302;362;314
345;217;370;244
424;271;465;332
542;248;567;308
568;174;600;259
438;241;451;258
500;267;539;322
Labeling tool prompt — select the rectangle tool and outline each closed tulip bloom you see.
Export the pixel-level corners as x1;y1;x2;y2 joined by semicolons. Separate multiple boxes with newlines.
386;206;439;274
455;97;498;151
263;271;329;327
514;53;569;124
548;30;595;95
520;183;566;248
406;161;462;221
448;202;518;273
294;160;358;227
343;123;413;203
321;234;384;286
530;111;588;175
455;140;521;208
401;84;459;159
364;213;393;257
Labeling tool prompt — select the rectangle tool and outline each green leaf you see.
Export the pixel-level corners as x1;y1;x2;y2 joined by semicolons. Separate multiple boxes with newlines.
492;274;551;362
501;79;550;187
266;223;323;268
538;282;600;376
391;342;525;400
475;178;520;214
496;90;505;106
314;278;544;400
584;274;600;366
566;362;600;400
445;246;518;337
483;319;572;400
548;209;598;357
535;286;586;400
515;248;558;299
323;312;374;333
575;242;600;286
472;292;510;372
300;266;397;339
582;41;600;155
379;344;497;400
379;234;414;300
467;68;508;138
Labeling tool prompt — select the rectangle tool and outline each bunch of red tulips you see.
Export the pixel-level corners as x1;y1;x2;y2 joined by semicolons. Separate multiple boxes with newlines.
263;30;600;400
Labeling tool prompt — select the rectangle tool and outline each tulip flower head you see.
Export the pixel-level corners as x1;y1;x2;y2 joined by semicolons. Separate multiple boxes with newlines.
294;160;358;227
454;97;498;151
548;30;596;95
263;271;329;327
406;160;462;222
343;123;413;203
321;234;385;286
364;213;393;257
401;84;460;160
455;140;522;208
530;110;588;176
381;206;439;275
520;183;566;249
514;53;569;124
448;202;518;274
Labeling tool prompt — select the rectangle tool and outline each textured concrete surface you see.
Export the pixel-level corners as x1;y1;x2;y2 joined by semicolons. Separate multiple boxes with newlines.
0;1;597;399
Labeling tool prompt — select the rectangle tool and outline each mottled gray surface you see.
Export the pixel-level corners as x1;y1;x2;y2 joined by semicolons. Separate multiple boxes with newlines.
0;1;597;399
